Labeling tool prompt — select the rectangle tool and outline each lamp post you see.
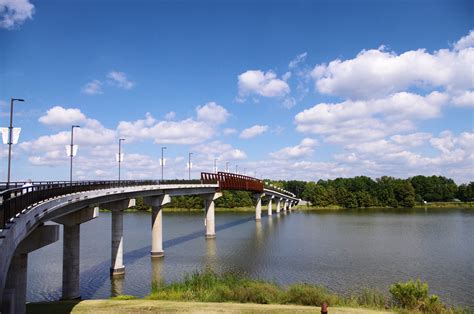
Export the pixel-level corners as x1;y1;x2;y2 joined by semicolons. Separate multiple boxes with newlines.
235;165;238;174
243;168;247;176
225;162;229;173
69;125;80;184
188;152;193;180
161;146;167;180
214;158;217;173
6;98;24;188
118;138;125;183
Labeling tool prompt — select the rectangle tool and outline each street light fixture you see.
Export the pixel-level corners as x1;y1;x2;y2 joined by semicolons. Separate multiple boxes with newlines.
161;146;167;180
68;125;80;184
3;98;24;188
117;138;125;183
187;152;193;180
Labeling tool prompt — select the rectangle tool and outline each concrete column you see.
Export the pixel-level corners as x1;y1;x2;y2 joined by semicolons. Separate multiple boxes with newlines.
255;193;264;221
202;192;222;239
283;200;288;212
2;225;58;314
62;224;80;299
276;198;281;213
102;199;134;276
144;195;171;257
53;206;98;299
111;210;125;276
267;196;273;216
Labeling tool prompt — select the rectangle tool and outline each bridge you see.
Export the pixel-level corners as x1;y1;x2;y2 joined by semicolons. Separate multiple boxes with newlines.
0;172;299;314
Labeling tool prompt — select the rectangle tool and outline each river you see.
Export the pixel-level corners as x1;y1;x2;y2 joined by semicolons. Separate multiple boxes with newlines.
26;208;473;307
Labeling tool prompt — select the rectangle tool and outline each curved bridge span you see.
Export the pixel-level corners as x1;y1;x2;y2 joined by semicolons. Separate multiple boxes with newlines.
0;172;298;314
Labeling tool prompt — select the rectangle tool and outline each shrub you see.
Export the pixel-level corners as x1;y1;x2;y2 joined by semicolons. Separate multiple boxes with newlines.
111;294;137;300
285;283;339;306
354;288;388;308
389;279;446;313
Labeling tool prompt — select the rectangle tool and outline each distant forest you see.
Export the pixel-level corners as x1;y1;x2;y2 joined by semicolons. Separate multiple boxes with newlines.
133;175;473;210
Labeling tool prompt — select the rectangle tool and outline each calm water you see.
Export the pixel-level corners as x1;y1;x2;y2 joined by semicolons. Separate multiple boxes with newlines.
27;209;474;307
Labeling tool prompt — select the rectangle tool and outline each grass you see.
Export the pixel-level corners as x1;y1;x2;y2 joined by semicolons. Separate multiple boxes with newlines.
146;270;384;309
26;272;471;313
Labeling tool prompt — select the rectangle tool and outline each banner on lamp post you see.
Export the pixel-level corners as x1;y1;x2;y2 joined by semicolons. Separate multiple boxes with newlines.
66;145;78;157
116;153;124;162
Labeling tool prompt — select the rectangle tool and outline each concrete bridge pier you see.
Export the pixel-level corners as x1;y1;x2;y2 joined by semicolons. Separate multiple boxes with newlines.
254;193;265;221
144;195;171;257
276;198;281;214
283;200;288;213
1;225;59;314
202;192;222;239
53;207;99;300
267;196;274;216
104;199;135;276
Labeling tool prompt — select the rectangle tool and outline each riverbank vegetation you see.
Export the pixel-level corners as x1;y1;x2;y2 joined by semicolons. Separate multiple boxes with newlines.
122;175;472;211
271;175;473;209
129;270;466;313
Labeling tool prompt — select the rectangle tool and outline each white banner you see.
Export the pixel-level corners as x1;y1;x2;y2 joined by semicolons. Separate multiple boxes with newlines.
66;145;78;157
187;162;192;169
115;153;124;162
0;127;21;144
159;158;166;166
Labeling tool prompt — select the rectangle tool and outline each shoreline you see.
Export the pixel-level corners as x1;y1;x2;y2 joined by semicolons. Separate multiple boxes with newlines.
99;202;473;213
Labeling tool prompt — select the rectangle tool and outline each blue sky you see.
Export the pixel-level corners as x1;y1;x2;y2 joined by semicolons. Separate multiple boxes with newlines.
0;0;473;183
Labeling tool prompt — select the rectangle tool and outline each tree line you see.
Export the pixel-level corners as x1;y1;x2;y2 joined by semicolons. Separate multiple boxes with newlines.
270;175;473;209
131;175;472;210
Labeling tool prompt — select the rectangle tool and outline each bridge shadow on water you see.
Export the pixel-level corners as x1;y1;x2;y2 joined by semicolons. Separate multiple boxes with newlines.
70;214;257;299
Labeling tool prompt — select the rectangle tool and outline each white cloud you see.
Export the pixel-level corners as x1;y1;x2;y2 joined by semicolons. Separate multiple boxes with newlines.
237;70;290;99
196;102;229;124
0;0;34;29
222;128;237;136
239;125;269;139
390;132;432;147
164;111;176;120
312;34;474;99
270;138;318;159
289;52;308;69
118;117;214;145
81;80;103;95
38;106;87;126
192;141;247;163
107;71;135;90
294;92;447;143
452;90;474;107
454;30;474;51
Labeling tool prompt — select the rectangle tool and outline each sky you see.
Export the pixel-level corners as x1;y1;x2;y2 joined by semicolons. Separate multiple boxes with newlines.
0;0;473;183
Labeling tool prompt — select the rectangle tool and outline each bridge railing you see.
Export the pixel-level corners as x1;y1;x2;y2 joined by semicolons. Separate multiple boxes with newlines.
0;180;162;230
201;172;264;193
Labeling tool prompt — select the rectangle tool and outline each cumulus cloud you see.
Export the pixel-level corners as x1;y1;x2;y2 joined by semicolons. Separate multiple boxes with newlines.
237;70;290;99
164;111;176;120
39;106;87;126
107;71;135;90
453;30;474;51
451;90;474;107
0;0;34;29
81;80;103;95
239;125;269;139
312;36;474;99
294;92;447;143
196;102;229;124
270;138;318;159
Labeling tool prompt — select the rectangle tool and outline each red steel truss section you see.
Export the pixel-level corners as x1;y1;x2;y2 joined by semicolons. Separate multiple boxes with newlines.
201;171;264;193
